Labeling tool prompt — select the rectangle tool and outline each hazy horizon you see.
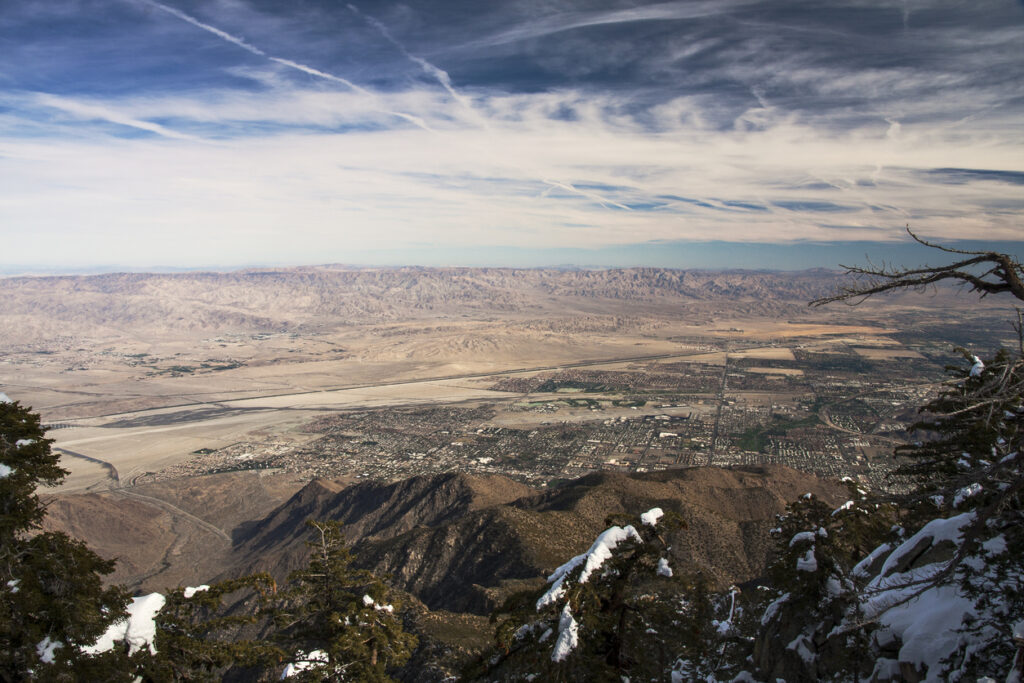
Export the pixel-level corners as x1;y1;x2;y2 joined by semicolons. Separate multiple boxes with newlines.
4;237;1024;277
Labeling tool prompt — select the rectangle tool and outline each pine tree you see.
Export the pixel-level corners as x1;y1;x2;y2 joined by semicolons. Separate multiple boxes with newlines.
807;232;1024;681
751;490;888;682
0;397;131;680
478;508;731;682
896;348;1024;680
271;520;416;681
134;574;284;681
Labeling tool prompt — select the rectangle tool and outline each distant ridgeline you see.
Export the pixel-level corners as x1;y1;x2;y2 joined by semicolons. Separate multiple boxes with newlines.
0;266;928;340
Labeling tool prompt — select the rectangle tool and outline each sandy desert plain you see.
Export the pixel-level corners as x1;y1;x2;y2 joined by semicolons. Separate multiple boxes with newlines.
0;267;1018;497
12;318;873;490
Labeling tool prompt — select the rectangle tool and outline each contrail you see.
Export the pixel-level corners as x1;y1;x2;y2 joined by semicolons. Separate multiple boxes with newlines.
543;179;633;212
348;4;481;123
138;0;435;132
346;4;640;213
143;0;266;56
348;3;638;212
151;0;633;212
268;57;369;96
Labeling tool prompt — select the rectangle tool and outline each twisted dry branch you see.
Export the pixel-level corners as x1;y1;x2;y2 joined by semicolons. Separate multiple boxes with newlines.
810;228;1024;307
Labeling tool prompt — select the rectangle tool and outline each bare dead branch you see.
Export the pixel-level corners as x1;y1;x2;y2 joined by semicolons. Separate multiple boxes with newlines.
810;227;1024;307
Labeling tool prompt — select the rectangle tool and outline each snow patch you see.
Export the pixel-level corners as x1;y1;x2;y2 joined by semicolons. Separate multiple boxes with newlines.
84;593;166;656
15;439;35;447
981;534;1006;555
953;483;982;507
6;579;19;593
789;531;817;547
873;583;974;682
970;356;985;377
0;464;12;479
537;525;642;610
796;548;817;572
281;650;328;678
855;512;999;682
537;555;584;611
551;604;579;662
761;592;789;626
876;512;974;579
786;633;816;664
657;557;673;577
362;594;394;613
36;637;62;664
640;507;664;527
183;585;209;599
853;543;891;578
0;393;11;403
831;500;854;516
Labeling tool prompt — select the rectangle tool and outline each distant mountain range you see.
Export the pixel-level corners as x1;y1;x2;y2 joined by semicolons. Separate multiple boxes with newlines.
0;266;856;340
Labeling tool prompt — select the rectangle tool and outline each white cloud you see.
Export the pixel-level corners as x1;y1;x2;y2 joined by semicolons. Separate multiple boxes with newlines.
1;1;1021;267
459;0;762;50
2;79;1021;267
31;93;198;141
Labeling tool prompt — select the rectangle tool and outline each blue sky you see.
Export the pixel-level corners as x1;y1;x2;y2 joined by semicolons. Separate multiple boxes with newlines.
1;0;1022;270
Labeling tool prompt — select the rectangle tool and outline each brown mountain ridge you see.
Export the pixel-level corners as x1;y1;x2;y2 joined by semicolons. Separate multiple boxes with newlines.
45;465;843;613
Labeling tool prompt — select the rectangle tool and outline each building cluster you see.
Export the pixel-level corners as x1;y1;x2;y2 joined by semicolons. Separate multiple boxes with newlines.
139;339;947;494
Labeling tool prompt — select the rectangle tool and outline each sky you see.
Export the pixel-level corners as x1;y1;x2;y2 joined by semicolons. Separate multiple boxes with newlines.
1;0;1023;271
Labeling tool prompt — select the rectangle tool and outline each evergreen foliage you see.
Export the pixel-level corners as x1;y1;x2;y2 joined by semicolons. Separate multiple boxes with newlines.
271;520;417;681
477;508;742;681
899;348;1024;680
0;398;131;680
478;236;1024;682
135;575;283;681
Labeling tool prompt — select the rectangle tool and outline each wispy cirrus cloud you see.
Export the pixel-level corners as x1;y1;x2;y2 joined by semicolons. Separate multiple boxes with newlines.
0;0;1021;268
136;0;436;132
27;93;199;141
455;0;762;51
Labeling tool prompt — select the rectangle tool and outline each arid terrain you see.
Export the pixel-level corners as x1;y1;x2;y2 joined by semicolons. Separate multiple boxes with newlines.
3;265;1020;667
3;266;1014;495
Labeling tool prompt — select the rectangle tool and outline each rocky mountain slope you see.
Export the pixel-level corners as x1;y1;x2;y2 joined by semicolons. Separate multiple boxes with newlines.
228;466;843;614
40;465;845;676
44;465;843;615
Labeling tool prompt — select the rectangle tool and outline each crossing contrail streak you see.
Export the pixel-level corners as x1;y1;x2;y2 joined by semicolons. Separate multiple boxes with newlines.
346;4;635;212
139;0;435;132
347;4;482;125
143;0;267;56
